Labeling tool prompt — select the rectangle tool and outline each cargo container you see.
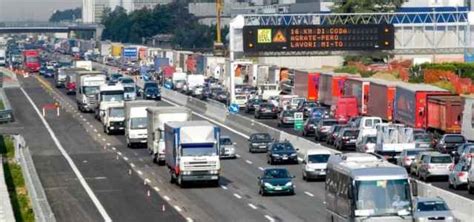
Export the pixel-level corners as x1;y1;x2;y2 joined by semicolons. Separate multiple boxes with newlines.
111;43;123;57
154;57;170;72
367;79;398;121
393;83;449;128
427;96;462;133
461;95;474;141
333;96;358;122
294;71;320;101
343;77;370;114
138;47;147;60
318;73;348;106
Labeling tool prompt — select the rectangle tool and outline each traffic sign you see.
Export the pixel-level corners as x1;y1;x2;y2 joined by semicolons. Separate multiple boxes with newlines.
294;112;304;131
228;104;240;114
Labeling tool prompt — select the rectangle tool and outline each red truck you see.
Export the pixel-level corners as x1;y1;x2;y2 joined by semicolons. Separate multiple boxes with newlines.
333;96;358;122
394;83;450;128
427;96;462;133
318;73;348;106
367;79;397;121
343;77;370;115
22;49;40;72
293;71;320;101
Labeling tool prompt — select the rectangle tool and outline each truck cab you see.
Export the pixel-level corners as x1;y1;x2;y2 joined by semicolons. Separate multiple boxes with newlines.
76;71;107;112
96;83;125;120
125;101;158;148
102;103;125;135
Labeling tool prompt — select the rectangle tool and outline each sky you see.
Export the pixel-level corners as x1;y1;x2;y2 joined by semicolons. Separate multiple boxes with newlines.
0;0;81;22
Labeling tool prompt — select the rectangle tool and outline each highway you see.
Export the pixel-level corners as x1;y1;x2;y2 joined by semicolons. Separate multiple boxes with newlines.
25;69;334;222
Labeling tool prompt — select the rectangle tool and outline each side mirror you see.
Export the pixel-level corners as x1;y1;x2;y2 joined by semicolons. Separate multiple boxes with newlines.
410;179;418;197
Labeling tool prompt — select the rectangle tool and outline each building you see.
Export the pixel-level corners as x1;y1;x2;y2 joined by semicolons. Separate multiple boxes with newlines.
133;0;174;10
82;0;94;23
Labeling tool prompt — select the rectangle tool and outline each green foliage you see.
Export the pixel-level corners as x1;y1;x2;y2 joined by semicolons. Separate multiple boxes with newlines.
431;81;456;93
360;70;376;77
101;2;227;49
49;8;81;22
334;66;359;74
332;0;405;13
418;62;474;80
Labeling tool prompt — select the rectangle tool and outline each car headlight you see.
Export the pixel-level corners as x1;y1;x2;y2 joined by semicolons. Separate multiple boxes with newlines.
252;143;259;146
229;147;235;151
285;181;293;187
290;153;297;156
445;216;454;222
272;154;280;157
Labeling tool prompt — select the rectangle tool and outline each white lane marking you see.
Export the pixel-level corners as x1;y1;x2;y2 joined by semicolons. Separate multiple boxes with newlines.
20;87;112;222
304;191;314;197
106;143;111;146
130;163;136;168
164;195;171;201
233;193;242;199
153;186;160;192
258;167;265;171
220;185;228;190
174;206;182;212
248;203;258;210
297;157;303;162
94;129;98;132
245;160;253;164
265;215;275;222
123;157;129;161
137;170;143;175
117;151;122;156
112;147;116;151
145;178;151;184
102;138;106;142
186;218;193;222
164;98;250;139
236;154;241;158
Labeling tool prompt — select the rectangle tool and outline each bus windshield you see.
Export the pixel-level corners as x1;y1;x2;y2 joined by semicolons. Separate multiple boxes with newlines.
355;179;411;217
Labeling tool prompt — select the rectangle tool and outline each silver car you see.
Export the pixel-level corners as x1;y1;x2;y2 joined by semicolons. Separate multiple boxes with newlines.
448;159;470;190
219;136;236;159
397;149;431;169
413;197;455;222
418;153;453;182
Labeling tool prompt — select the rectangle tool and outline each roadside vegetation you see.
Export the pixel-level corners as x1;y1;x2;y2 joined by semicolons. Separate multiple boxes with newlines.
0;135;35;222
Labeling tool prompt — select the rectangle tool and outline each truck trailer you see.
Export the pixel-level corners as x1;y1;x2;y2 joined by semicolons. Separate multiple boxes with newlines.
343;77;370;115
367;79;398;121
318;72;347;106
146;107;192;165
165;121;221;187
427;95;462;133
293;71;320;101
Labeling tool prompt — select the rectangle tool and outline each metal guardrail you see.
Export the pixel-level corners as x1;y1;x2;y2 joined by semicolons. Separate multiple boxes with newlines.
13;135;56;222
0;88;13;123
0;156;15;222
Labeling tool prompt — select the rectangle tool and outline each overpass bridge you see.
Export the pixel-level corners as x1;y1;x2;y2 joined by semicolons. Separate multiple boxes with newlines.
0;22;103;39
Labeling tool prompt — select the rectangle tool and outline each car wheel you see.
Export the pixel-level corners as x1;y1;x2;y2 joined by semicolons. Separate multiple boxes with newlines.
249;147;253;153
289;190;295;195
302;131;306;137
453;180;458;190
277;122;281;127
448;179;453;189
259;187;266;196
468;182;474;194
302;172;307;181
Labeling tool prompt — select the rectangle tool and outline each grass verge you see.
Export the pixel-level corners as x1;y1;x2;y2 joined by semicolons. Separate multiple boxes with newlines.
0;135;35;222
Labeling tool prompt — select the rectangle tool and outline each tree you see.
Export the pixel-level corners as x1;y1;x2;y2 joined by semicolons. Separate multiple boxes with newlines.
101;6;131;42
332;0;406;13
49;8;82;22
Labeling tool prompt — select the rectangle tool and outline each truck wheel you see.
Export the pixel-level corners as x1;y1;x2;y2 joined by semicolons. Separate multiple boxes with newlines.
169;171;175;184
152;154;157;163
158;160;165;166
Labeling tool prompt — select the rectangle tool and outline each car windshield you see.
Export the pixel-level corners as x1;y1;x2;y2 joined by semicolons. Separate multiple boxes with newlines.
260;104;274;109
445;135;465;143
283;111;295;117
344;130;359;136
417;201;449;212
310;118;320;124
109;107;124;118
253;134;271;141
181;145;217;157
323;120;338;126
308;154;330;163
365;136;377;143
431;156;452;164
145;82;158;88
272;143;295;151
145;87;158;94
83;86;100;95
130;117;147;129
101;91;124;102
355;179;411;217
414;134;432;142
121;78;134;84
406;150;423;156
263;169;290;179
220;138;232;145
124;86;135;93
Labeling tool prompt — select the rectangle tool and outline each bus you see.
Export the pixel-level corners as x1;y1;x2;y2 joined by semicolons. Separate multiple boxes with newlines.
325;153;416;221
22;49;40;72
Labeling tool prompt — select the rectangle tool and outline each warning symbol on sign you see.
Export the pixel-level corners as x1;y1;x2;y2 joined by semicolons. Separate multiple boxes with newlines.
273;30;287;43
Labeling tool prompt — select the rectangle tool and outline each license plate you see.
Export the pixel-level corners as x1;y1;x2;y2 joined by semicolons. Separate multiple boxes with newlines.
282;157;288;160
350;139;356;142
211;176;218;180
275;187;282;190
259;146;266;148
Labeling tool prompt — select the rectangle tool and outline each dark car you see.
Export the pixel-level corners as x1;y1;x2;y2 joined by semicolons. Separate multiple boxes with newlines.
454;143;474;163
254;103;278;119
109;73;123;82
245;98;266;113
44;68;55;78
335;128;360;150
258;168;295;196
308;107;329;121
297;101;320;118
301;118;320;137
267;141;299;165
314;119;339;141
326;124;346;145
144;81;158;91
248;133;273;153
143;87;161;100
435;134;467;155
215;91;228;103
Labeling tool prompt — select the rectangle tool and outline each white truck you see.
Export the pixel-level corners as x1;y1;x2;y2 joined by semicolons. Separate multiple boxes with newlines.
0;48;6;66
102;103;125;135
165;121;221;187
96;83;124;120
375;123;416;162
172;71;187;90
74;60;93;71
76;71;107;112
146;107;192;165
185;74;205;95
125;100;158;147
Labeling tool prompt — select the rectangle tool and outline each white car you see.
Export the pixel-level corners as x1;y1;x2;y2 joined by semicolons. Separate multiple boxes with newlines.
448;159;469;190
302;149;331;181
219;136;236;158
355;135;376;153
467;161;474;194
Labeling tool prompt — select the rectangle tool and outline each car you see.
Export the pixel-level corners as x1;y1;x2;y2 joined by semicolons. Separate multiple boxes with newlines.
118;77;134;84
267;141;299;165
334;128;360;151
314;119;339;141
248;133;273;153
301;118;319;137
308;106;329;122
325;124;345;145
44;68;55;78
396;149;431;169
277;110;296;127
191;85;204;98
244;98;265;113
143;87;161;100
215;91;228;103
301;149;331;181
410;151;437;176
417;152;453;181
413;197;455;222
448;159;470;190
435;134;467;155
297;101;320;118
355;135;376;153
219;136;236;159
258;168;295;196
254;103;278;119
453;143;474;164
414;132;433;149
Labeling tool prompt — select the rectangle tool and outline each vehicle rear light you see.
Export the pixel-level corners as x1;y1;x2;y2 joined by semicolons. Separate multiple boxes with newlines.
175;165;180;175
404;157;410;162
457;172;465;177
467;154;473;158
